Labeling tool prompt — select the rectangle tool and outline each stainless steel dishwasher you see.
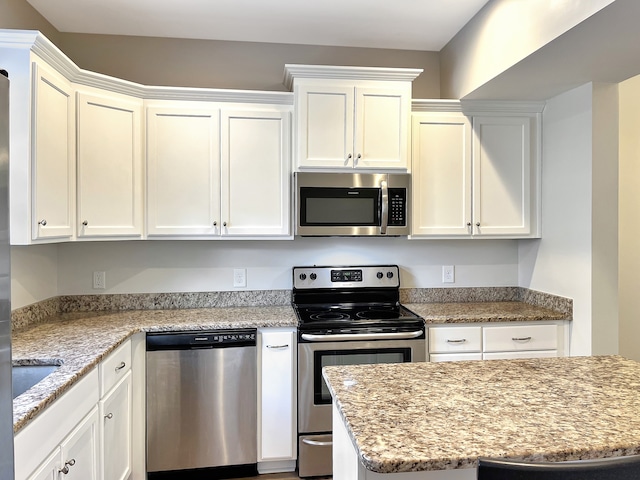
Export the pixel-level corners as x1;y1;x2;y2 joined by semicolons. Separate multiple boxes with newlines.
146;329;257;478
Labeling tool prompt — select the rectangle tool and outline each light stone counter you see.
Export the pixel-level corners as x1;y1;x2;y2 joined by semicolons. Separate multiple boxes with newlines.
323;356;640;477
407;301;569;324
11;306;297;432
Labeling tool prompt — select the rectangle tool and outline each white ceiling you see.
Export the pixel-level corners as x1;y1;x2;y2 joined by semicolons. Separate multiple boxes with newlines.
25;0;491;51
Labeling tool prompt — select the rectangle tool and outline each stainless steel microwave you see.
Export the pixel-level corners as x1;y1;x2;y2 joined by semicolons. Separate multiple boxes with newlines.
295;172;411;236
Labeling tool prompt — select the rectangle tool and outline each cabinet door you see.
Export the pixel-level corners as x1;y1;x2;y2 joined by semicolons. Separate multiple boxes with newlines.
258;328;296;461
31;60;75;240
100;371;132;480
77;91;143;237
472;116;532;236
60;406;99;480
354;86;409;170
26;449;61;480
411;113;472;236
146;106;221;236
295;85;354;169
220;108;291;237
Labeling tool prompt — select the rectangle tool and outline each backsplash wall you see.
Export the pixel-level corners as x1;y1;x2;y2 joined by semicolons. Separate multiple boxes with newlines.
12;238;520;309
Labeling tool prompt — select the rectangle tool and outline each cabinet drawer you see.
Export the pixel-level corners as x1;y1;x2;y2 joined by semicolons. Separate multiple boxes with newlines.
100;339;131;396
429;352;483;363
429;326;482;353
483;325;557;353
483;350;558;360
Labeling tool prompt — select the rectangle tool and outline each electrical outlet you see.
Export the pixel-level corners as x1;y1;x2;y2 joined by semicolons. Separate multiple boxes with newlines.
233;268;247;288
93;271;106;289
442;265;455;284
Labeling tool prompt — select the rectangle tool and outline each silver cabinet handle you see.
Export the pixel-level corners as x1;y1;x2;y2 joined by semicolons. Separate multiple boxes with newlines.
302;438;333;447
59;459;76;475
512;336;532;342
266;344;289;349
115;361;126;372
82;220;88;226
38;219;47;226
446;339;467;344
105;412;114;420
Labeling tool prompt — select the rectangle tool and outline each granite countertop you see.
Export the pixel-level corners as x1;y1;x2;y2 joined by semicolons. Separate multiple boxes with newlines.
406;301;570;324
323;356;640;474
11;306;297;433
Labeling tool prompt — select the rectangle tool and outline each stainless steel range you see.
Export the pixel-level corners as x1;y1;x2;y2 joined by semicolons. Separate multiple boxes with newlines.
293;265;426;477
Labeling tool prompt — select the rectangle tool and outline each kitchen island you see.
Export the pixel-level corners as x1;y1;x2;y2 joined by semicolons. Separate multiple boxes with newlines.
323;356;640;479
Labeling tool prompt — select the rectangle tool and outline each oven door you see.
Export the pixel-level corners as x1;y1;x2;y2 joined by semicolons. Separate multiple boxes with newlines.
297;336;426;434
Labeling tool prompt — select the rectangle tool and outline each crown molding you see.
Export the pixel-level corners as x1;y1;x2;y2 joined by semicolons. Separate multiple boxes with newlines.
412;99;464;113
283;64;423;90
0;29;293;105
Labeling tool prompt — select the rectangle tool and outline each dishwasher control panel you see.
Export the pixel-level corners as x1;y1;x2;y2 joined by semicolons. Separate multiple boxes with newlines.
146;329;256;350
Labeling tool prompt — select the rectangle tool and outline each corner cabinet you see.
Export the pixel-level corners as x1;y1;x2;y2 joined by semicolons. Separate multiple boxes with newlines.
411;101;543;239
257;327;297;474
284;64;422;171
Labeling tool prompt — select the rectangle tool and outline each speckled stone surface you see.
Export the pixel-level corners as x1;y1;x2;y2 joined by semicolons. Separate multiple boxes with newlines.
323;356;640;474
11;306;297;433
406;301;569;324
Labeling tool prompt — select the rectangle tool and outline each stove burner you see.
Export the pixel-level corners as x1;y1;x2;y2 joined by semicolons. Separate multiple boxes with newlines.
355;309;399;320
309;312;351;321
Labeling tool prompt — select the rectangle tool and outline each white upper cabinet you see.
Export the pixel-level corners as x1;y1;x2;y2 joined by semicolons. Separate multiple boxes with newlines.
472;115;533;236
285;65;421;171
411;101;542;239
221;107;291;237
76;89;143;238
146;102;291;239
146;104;221;237
411;112;472;236
31;58;76;241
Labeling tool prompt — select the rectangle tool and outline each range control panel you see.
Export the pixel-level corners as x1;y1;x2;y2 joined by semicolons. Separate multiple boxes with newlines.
293;265;400;289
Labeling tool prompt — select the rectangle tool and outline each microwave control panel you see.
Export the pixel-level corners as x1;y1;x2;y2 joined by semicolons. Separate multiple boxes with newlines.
388;188;407;226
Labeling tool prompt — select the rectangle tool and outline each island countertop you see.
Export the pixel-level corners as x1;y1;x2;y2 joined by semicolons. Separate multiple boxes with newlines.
323;355;640;475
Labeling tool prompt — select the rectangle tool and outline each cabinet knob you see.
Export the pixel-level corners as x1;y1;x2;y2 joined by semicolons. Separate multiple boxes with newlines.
82;220;88;226
105;412;114;420
355;153;362;163
223;222;227;227
59;459;76;475
466;222;471;227
38;219;47;226
213;221;217;227
476;222;480;227
346;153;352;161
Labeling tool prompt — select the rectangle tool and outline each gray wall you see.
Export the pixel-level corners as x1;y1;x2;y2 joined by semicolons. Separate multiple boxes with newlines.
0;0;441;97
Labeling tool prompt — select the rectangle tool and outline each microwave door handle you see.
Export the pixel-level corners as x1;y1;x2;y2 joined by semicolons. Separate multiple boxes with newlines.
380;180;389;235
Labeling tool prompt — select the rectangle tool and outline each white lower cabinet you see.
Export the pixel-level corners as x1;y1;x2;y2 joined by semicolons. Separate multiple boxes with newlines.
99;371;132;480
28;407;99;480
257;327;297;474
428;322;565;363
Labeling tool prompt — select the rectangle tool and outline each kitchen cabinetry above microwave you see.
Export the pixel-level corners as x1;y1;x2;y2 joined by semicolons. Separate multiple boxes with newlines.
284;65;422;171
410;100;543;239
146;101;292;239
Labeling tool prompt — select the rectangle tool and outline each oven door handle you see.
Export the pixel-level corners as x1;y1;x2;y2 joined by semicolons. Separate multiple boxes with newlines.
300;330;424;342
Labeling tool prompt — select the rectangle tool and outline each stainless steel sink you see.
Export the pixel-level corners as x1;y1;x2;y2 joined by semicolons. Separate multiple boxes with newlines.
12;364;60;399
